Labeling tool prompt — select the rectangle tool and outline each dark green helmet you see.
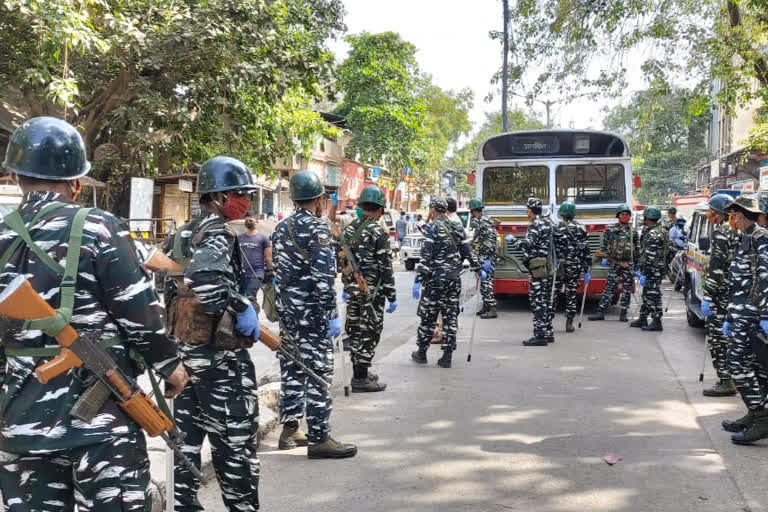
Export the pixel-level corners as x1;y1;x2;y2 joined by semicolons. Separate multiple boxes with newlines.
644;206;662;220
430;197;448;212
197;156;256;194
559;201;576;218
469;198;484;211
289;170;324;201
358;185;387;207
615;203;631;216
2;117;90;180
708;193;733;214
667;206;677;214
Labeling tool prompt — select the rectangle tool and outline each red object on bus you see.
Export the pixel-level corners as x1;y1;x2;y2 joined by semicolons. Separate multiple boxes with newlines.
633;174;642;189
467;171;476;185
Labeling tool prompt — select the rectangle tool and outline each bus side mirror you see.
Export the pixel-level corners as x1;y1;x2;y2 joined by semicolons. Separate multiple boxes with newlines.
698;236;710;252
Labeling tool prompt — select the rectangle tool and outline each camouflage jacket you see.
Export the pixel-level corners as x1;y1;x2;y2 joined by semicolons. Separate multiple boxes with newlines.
702;221;740;302
639;223;667;274
554;219;591;270
600;222;637;264
271;209;337;315
471;215;498;260
0;191;180;453
417;214;474;284
515;215;554;265
341;217;396;302
728;224;768;319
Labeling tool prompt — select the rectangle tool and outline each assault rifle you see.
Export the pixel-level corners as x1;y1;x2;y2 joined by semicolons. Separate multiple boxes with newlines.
338;244;370;295
0;275;205;483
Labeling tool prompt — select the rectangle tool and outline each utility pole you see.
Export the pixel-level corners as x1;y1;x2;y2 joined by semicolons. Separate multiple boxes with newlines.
501;0;509;132
544;99;553;128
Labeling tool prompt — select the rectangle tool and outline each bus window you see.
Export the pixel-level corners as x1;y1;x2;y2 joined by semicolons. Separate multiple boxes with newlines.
555;164;626;204
483;166;549;205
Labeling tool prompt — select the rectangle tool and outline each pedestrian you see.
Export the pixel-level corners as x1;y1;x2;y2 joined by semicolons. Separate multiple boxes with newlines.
720;195;768;444
553;201;591;333
700;194;740;397
339;186;397;392
631;206;667;332
271;170;357;458
669;217;687;250
163;156;262;511
0;117;189;511
470;199;499;319
588;204;637;322
396;211;408;247
239;211;272;302
664;206;677;232
416;214;426;233
411;198;482;367
505;197;556;346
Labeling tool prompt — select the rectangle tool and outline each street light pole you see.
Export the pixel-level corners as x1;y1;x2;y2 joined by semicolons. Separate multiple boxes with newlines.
502;0;509;132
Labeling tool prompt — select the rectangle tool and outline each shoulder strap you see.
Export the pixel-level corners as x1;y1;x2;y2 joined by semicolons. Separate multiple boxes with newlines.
0;203;70;274
434;220;459;249
286;214;309;259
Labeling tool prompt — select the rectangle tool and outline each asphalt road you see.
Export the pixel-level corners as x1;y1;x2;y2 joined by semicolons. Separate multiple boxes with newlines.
196;266;768;512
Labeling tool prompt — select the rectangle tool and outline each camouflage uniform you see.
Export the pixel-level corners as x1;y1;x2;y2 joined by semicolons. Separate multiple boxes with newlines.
472;215;499;311
342;217;396;368
416;215;474;352
726;224;768;411
272;209;337;443
515;214;555;342
638;223;667;322
554;219;591;320
0;191;180;512
595;223;637;313
703;221;740;382
164;212;260;512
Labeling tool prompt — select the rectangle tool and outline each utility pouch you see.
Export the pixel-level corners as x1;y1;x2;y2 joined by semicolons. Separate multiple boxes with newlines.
212;310;254;351
528;257;548;279
167;278;216;346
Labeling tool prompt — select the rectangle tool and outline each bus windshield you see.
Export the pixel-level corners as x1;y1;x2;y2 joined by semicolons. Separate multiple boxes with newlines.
483;166;549;205
555;164;626;204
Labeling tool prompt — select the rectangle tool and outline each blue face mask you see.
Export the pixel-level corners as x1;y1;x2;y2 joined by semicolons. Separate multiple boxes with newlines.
356;207;364;219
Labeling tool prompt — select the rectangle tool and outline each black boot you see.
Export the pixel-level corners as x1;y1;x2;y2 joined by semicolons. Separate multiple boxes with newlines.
480;307;498;319
619;309;628;322
642;318;663;331
523;336;548;346
587;311;605;321
565;317;575;333
731;409;768;444
437;349;453;368
630;316;648;328
723;412;754;432
476;305;488;316
351;365;386;392
411;347;428;364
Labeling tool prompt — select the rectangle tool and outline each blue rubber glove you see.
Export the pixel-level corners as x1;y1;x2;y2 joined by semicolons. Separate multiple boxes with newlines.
634;270;642;279
327;316;342;339
482;259;493;273
235;303;260;341
504;234;515;245
722;321;732;337
701;300;713;318
329;192;338;207
583;272;591;284
386;300;398;314
341;291;349;303
479;270;488;281
639;274;646;287
412;281;421;299
601;258;609;267
761;320;768;336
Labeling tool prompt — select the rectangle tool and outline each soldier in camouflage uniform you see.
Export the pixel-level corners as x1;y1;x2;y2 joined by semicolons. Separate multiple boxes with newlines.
505;197;556;346
0;117;188;512
470;199;499;319
412;197;481;367
700;194;739;397
272;170;357;458
720;196;768;444
631;206;667;332
588;204;637;322
164;156;262;511
339;186;397;393
554;201;591;333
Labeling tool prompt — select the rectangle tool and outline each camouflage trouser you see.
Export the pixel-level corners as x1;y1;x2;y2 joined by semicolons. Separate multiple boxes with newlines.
597;264;633;312
346;294;386;367
530;276;554;339
639;271;663;320
561;264;581;319
278;305;333;444
728;315;768;410
174;349;260;512
0;433;149;512
417;278;461;351
706;298;731;381
480;261;497;309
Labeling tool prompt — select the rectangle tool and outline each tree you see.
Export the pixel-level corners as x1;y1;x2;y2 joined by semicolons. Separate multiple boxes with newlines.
0;0;345;212
603;88;711;203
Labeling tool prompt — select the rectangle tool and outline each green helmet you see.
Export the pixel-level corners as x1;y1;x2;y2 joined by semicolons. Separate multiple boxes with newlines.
2;117;91;180
559;201;576;218
667;206;677;214
289;170;324;201
644;206;662;220
358;185;386;207
469;198;484;211
615;204;631;216
197;156;256;194
708;193;734;214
